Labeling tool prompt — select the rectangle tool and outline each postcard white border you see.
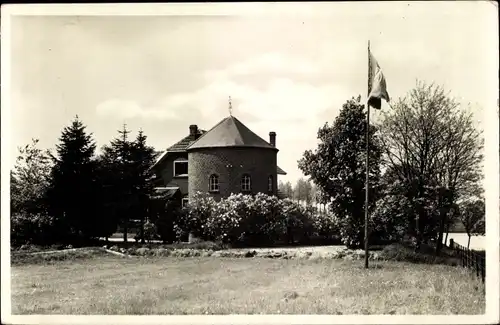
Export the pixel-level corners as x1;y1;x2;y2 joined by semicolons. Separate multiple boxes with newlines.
1;2;499;325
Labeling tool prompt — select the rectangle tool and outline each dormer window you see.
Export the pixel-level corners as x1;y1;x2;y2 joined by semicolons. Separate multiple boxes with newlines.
173;159;188;177
241;174;251;192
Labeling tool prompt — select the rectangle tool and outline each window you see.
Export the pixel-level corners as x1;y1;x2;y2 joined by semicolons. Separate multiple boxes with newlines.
268;175;273;192
182;198;189;208
209;174;219;192
173;160;188;177
241;174;251;192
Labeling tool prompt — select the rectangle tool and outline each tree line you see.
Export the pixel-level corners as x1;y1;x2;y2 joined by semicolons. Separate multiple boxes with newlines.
297;82;485;251
11;81;486;252
11;117;157;246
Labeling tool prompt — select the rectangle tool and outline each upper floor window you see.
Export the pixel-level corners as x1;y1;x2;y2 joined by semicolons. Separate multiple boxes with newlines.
268;175;273;192
209;174;220;192
241;174;251;192
173;159;188;177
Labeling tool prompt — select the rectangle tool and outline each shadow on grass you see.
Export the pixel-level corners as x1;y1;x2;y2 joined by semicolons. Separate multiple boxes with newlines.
380;243;461;266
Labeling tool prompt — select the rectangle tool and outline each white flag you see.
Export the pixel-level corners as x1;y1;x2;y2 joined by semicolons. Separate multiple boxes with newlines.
368;47;390;109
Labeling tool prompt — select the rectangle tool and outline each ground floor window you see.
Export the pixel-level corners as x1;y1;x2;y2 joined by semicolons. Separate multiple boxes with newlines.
268;175;273;192
241;174;251;192
182;197;189;208
209;174;220;192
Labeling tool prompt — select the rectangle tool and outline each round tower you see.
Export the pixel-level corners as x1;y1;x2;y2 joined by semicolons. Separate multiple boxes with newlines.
186;116;279;201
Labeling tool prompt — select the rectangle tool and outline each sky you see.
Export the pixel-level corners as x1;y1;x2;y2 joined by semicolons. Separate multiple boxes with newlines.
6;2;499;184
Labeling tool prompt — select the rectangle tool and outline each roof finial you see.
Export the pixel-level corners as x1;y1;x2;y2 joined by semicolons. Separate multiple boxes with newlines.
228;96;233;116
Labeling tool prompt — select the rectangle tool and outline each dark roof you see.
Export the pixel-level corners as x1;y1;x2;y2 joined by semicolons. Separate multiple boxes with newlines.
167;130;206;152
277;166;287;175
151;129;206;169
187;116;277;151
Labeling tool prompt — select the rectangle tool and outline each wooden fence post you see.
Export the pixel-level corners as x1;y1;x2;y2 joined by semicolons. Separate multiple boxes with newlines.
465;247;468;268
465;248;468;268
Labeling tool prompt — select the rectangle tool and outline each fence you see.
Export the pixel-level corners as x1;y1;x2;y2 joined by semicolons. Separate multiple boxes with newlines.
449;239;485;283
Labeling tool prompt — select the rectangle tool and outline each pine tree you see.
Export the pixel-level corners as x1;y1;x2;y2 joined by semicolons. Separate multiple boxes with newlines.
94;153;121;241
101;124;134;242
46;116;98;243
130;129;157;243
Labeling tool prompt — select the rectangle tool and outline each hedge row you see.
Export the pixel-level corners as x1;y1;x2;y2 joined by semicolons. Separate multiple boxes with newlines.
172;192;339;246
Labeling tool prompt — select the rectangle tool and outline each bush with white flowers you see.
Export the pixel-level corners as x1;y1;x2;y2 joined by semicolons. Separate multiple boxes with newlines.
179;192;339;246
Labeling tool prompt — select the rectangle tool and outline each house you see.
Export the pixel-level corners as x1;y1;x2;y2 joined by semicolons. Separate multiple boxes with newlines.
151;115;287;207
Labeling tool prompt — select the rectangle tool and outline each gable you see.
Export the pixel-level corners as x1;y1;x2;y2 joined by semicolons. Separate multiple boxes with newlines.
152;130;206;169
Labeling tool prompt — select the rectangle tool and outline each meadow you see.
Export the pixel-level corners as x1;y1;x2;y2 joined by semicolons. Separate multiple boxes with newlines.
11;253;485;315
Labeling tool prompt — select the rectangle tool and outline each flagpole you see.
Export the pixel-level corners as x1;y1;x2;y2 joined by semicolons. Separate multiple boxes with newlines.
364;40;370;269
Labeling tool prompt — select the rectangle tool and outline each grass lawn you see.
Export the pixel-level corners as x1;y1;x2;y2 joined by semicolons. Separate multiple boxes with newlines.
11;255;485;315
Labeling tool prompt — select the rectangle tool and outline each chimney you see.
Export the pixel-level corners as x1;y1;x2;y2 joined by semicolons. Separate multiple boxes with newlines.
269;131;276;147
189;124;198;138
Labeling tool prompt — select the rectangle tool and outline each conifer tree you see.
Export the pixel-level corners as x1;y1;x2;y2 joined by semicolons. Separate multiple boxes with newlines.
46;116;98;243
94;153;121;241
130;129;157;243
101;124;134;242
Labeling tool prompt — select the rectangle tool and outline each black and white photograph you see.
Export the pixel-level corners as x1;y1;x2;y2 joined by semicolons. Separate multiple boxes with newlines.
1;2;499;324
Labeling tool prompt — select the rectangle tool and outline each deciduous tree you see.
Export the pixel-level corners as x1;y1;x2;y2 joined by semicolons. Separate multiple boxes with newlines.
293;177;313;205
378;82;483;252
10;139;55;246
298;96;382;248
11;139;52;216
459;199;485;249
278;180;293;199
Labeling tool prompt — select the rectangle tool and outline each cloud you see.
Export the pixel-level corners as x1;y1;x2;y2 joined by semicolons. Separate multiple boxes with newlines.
95;52;354;144
95;99;180;120
204;52;320;80
199;52;353;125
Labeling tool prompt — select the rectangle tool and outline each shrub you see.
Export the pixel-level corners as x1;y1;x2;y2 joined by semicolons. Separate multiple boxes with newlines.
236;193;284;245
143;221;157;242
278;199;315;244
176;192;217;239
380;243;457;265
182;193;339;247
203;193;247;243
11;213;57;247
370;193;412;244
309;209;338;239
332;212;364;249
155;200;182;243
